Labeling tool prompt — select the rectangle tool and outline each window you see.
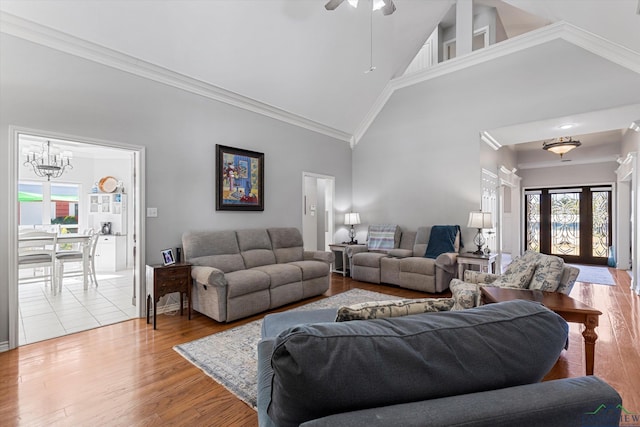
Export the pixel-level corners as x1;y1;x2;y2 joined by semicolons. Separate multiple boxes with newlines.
19;181;80;233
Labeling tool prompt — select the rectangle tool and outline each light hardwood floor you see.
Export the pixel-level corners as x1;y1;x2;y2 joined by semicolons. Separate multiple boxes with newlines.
1;269;639;426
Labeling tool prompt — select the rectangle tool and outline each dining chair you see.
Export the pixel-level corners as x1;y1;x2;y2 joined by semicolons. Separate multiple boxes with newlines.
18;231;58;288
55;231;99;294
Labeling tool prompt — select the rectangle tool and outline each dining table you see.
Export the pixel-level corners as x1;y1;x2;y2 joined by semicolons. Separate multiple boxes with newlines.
19;233;92;289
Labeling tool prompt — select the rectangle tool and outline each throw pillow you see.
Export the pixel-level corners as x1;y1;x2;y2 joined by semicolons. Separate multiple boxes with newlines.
491;263;537;289
523;252;564;292
335;298;454;321
449;279;480;310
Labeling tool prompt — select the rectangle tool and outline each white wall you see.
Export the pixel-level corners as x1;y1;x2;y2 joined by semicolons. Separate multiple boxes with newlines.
518;162;619;189
0;35;352;345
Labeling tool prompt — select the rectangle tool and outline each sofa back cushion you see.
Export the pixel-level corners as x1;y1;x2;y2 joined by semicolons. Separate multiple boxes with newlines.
267;300;568;427
182;230;245;273
268;227;304;263
236;229;276;268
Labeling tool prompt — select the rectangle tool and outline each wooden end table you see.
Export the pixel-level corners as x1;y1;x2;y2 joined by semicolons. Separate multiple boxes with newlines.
480;286;602;376
457;253;498;279
146;263;192;329
328;244;366;277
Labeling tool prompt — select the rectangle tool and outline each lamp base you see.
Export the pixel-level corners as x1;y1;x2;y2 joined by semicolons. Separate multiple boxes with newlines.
472;247;484;255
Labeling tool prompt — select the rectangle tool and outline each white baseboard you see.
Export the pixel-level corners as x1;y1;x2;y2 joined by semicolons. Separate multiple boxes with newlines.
154;297;189;315
0;341;9;353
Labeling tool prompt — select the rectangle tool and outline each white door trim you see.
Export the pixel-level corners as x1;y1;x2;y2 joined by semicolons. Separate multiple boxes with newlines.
7;125;146;350
302;172;335;251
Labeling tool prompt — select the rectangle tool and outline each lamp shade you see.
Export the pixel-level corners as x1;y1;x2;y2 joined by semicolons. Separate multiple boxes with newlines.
467;211;493;229
345;212;361;225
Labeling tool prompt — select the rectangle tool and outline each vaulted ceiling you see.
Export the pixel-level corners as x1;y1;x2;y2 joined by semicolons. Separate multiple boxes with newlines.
1;0;639;142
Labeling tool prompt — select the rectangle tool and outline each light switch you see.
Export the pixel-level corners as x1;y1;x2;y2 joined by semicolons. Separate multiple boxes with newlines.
147;207;158;217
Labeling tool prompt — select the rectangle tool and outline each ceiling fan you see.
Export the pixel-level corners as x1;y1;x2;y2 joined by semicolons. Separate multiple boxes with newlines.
325;0;396;16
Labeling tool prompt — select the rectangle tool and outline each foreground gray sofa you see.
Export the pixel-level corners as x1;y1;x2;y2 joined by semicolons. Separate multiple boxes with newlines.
182;227;334;322
349;226;459;293
257;300;621;427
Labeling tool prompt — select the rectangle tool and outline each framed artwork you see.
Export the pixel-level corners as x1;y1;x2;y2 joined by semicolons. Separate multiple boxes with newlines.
161;248;175;266
216;144;264;211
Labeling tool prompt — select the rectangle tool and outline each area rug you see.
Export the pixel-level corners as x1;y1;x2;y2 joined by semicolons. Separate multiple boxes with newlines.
569;264;615;286
173;289;401;410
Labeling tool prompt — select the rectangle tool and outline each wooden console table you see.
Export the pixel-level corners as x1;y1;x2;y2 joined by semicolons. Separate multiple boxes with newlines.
480;286;602;376
146;263;192;330
457;252;497;279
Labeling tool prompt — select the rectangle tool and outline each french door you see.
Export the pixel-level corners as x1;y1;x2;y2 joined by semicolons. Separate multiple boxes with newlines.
525;186;612;265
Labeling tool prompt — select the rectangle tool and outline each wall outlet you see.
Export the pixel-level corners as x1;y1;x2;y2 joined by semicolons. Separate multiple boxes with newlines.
147;207;158;217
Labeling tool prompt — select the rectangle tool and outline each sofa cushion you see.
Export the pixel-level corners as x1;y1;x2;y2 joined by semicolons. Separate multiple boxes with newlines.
288;260;330;280
267;300;568;427
183;230;246;273
335;298;454;321
521;251;564;292
224;269;270;297
237;229;277;268
353;252;387;268
399;257;435;275
190;254;245;273
252;263;301;288
449;279;480;310
492;263;536;289
268;228;305;263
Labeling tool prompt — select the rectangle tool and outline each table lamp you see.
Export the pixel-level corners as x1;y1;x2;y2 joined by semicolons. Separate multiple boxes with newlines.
345;212;361;244
467;211;493;255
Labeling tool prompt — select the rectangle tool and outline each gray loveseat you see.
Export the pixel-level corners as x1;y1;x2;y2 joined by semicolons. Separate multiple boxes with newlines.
257;300;621;427
349;226;459;293
181;227;334;322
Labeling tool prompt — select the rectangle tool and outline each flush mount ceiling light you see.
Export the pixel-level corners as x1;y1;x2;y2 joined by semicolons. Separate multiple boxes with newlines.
542;136;582;159
630;121;640;132
558;123;575;130
325;0;396;15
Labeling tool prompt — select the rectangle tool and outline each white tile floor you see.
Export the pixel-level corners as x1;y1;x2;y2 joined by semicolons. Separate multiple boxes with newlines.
18;269;138;345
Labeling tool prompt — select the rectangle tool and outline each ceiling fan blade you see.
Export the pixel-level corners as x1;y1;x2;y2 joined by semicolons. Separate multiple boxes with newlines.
325;0;345;11
381;0;396;15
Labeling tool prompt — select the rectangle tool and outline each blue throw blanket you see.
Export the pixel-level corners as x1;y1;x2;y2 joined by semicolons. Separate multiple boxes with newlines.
424;225;462;259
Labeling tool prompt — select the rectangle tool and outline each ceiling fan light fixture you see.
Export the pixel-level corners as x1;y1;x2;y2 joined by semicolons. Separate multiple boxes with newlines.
347;0;358;8
372;0;385;11
542;137;581;158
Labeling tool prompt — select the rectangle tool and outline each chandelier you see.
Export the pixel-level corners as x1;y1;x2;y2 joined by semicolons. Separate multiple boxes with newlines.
23;141;73;181
542;136;581;159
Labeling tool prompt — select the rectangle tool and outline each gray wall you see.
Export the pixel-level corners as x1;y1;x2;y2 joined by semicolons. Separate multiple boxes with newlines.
0;35;352;345
352;39;640;248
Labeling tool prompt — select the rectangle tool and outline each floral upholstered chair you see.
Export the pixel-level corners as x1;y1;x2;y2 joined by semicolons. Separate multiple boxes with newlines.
450;251;580;310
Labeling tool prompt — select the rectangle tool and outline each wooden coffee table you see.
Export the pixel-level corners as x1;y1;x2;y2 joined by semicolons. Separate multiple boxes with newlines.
480;286;602;376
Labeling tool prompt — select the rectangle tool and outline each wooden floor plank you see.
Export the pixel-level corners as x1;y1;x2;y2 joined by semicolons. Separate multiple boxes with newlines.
1;270;639;425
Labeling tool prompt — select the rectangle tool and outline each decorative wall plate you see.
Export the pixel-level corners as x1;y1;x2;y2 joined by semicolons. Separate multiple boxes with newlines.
99;176;118;193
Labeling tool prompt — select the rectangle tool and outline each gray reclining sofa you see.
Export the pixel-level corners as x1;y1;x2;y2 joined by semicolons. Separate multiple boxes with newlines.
182;227;334;322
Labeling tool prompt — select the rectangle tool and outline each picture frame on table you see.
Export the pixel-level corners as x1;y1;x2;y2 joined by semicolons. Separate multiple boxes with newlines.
215;144;264;211
161;248;176;266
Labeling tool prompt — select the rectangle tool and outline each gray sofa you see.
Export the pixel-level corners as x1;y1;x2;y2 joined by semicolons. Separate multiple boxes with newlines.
349;226;459;293
257;300;621;427
181;227;334;322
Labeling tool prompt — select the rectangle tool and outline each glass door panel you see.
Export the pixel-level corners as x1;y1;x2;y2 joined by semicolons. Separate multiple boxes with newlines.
551;192;580;256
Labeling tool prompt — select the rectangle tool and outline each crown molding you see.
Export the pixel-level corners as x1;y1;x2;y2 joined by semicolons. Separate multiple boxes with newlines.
0;11;352;143
352;21;640;146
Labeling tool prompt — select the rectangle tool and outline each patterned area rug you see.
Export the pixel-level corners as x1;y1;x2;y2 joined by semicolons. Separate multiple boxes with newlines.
173;288;401;410
569;264;616;286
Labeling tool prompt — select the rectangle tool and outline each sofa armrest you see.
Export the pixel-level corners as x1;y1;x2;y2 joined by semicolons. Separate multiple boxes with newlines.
257;338;277;427
304;250;335;264
435;252;457;272
345;245;368;258
300;376;621;427
190;265;227;287
388;249;413;258
464;270;499;284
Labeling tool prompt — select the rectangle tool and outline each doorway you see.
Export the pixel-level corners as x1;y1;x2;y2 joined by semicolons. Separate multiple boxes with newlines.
302;173;335;252
524;186;612;265
9;127;145;348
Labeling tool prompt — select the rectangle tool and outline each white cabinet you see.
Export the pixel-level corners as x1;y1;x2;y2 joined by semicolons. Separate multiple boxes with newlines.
88;193;127;235
94;235;127;272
